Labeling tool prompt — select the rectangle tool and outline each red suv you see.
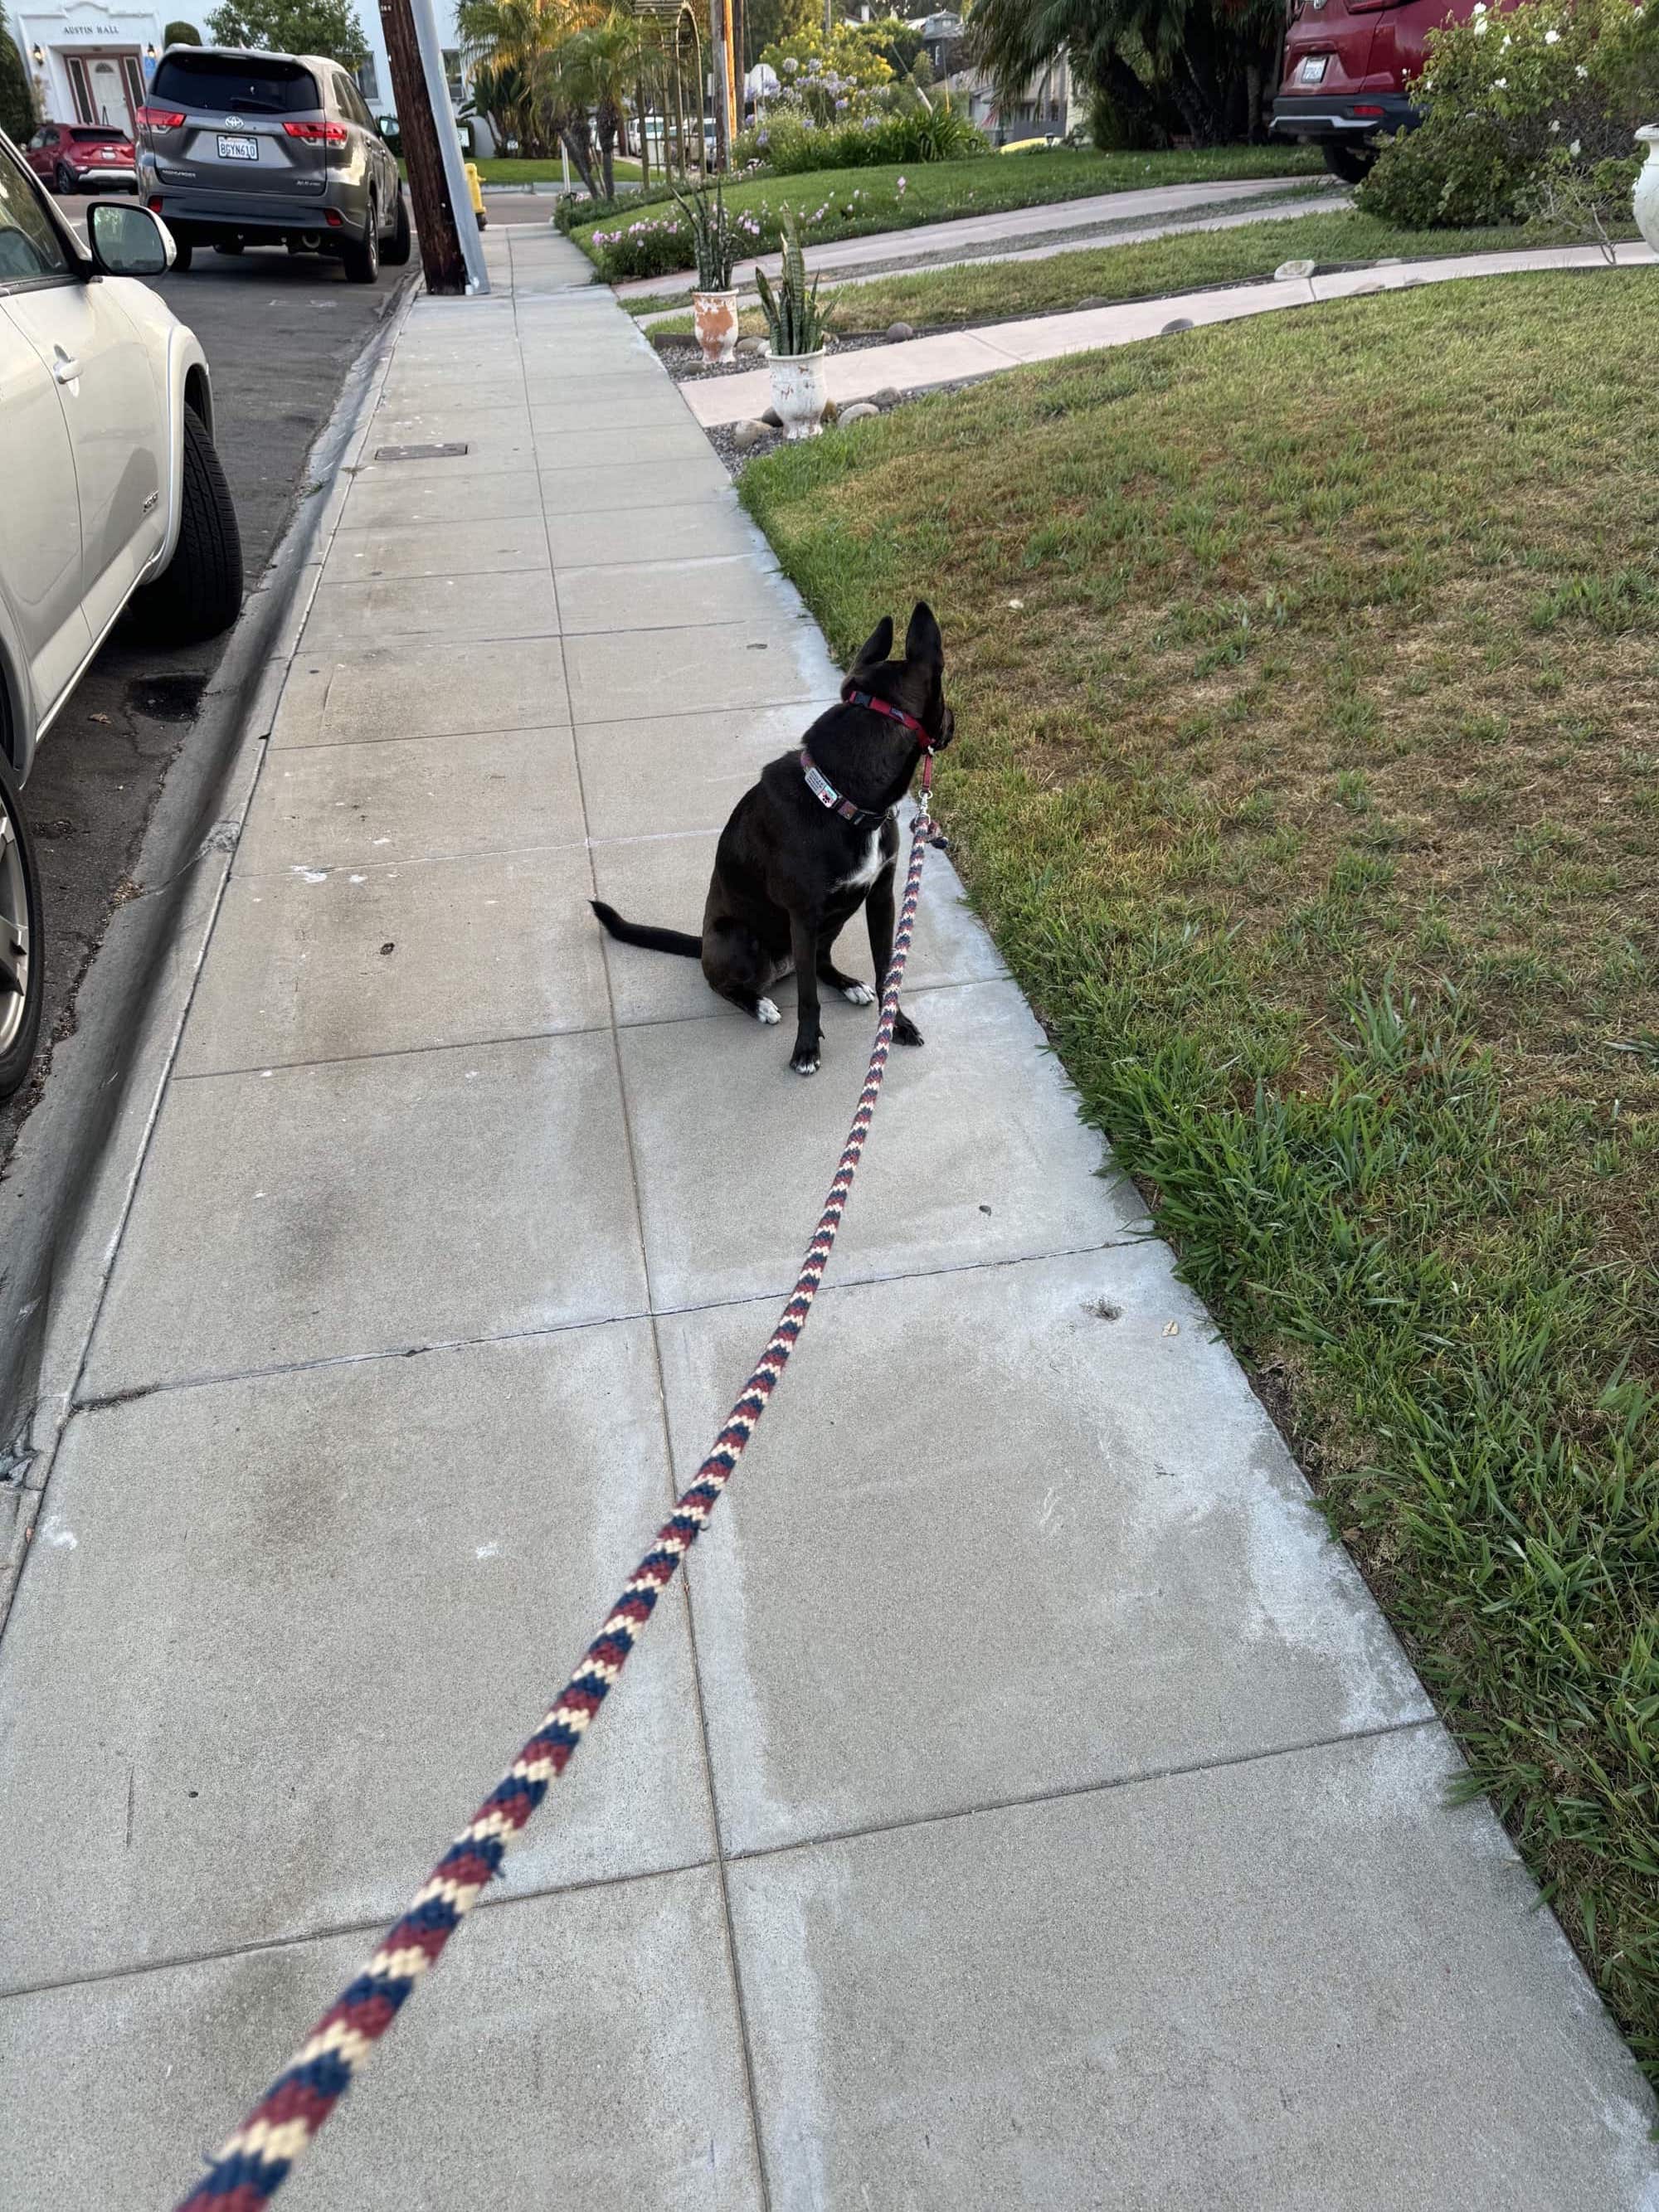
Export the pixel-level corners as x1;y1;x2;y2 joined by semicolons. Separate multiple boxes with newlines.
22;122;139;195
1271;0;1473;180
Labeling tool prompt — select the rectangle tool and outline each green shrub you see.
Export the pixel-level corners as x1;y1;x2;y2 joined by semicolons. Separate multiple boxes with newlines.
1359;0;1659;228
0;6;37;143
737;98;985;173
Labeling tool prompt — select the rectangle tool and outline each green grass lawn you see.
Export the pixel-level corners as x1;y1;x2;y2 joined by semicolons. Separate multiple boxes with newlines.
641;207;1633;337
569;143;1325;278
741;270;1659;2089
473;154;642;185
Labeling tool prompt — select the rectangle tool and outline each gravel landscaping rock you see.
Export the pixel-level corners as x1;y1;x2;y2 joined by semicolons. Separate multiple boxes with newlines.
732;419;770;450
1161;316;1195;334
734;334;766;357
839;401;881;423
885;320;915;341
1275;258;1317;280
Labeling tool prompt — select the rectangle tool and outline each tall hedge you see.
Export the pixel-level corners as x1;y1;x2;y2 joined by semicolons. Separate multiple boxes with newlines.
1;7;38;143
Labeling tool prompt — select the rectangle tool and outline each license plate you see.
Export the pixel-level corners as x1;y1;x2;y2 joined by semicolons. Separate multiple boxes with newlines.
217;134;258;162
1299;56;1328;83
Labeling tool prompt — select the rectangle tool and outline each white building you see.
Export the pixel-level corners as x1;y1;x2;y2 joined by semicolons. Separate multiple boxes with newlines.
7;0;486;148
12;0;167;131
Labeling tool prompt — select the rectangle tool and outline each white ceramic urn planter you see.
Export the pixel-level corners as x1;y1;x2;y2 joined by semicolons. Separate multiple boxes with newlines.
1635;127;1659;254
769;348;828;440
693;288;740;366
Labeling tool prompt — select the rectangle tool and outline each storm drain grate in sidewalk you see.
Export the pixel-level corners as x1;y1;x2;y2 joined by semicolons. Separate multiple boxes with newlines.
374;442;470;462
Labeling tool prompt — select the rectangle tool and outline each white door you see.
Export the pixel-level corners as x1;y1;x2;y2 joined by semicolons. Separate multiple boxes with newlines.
0;164;89;736
88;57;126;127
1;149;167;643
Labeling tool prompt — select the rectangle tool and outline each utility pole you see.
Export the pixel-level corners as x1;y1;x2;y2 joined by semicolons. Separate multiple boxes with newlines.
377;0;466;293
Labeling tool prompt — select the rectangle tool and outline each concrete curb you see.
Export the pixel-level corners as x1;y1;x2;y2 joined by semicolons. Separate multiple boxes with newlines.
0;272;418;1634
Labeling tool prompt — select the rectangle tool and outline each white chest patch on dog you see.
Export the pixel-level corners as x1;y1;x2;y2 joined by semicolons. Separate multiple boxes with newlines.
836;831;884;896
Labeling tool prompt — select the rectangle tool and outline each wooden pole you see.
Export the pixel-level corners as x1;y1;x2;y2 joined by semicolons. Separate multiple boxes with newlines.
722;0;737;151
707;0;728;170
377;0;466;292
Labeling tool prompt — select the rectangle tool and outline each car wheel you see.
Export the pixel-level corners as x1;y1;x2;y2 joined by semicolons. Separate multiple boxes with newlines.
131;406;243;645
341;194;379;284
382;185;411;266
1322;140;1377;185
0;751;43;1104
53;161;77;196
172;236;194;271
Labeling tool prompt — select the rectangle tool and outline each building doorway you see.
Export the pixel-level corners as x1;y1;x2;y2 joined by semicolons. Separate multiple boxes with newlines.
65;51;144;129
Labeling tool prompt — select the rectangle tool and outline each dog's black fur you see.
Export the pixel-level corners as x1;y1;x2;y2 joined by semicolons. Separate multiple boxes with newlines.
591;601;954;1077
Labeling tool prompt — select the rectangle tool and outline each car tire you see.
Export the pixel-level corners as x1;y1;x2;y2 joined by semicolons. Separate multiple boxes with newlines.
0;750;43;1105
382;185;411;266
341;195;379;284
53;161;77;196
1322;141;1377;185
172;236;194;271
132;406;243;645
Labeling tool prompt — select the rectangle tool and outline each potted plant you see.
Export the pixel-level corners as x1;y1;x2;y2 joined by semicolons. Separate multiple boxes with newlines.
754;211;826;440
1636;126;1659;253
674;182;740;365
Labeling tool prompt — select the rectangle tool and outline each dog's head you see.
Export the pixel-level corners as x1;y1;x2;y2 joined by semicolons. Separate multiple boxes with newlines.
849;601;955;752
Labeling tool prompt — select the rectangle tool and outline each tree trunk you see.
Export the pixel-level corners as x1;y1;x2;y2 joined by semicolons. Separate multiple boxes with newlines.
377;0;466;291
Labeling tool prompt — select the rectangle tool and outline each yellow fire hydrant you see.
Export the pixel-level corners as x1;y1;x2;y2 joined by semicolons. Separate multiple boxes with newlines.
465;161;487;231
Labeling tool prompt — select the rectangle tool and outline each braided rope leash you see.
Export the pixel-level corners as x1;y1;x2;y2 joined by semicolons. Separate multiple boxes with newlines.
178;778;941;2211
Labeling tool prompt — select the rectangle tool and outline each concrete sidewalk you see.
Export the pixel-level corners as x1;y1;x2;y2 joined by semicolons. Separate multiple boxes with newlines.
613;174;1333;300
1;222;1656;2210
684;238;1659;428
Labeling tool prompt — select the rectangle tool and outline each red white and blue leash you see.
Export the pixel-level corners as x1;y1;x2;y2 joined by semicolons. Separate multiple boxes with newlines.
178;753;941;2210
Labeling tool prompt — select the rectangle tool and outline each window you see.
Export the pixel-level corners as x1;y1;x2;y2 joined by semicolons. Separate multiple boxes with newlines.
442;46;463;104
356;56;379;104
0;144;73;289
151;52;322;112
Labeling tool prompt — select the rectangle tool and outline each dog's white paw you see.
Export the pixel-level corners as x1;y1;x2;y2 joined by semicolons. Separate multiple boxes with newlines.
756;998;781;1025
840;981;876;1007
792;1053;820;1077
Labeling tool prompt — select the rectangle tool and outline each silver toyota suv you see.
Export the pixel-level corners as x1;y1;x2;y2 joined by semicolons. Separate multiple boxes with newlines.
134;45;411;281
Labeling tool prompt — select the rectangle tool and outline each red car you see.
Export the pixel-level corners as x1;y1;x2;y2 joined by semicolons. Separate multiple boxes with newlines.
22;121;139;195
1271;0;1474;180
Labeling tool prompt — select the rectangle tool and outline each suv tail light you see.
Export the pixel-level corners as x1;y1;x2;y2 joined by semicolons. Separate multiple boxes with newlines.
282;120;349;144
134;106;185;129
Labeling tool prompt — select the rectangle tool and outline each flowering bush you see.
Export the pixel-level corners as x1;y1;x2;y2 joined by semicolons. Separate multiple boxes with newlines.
586;211;689;280
1358;0;1659;227
735;97;985;174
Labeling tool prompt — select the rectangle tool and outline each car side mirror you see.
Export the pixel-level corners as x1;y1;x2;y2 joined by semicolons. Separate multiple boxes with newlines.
87;200;174;277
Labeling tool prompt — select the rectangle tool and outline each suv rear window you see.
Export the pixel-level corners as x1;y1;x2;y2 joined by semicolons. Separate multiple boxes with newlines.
69;127;127;141
150;52;321;114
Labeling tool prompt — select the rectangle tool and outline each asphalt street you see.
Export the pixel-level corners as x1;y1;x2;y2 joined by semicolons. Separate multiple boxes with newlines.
0;232;412;1163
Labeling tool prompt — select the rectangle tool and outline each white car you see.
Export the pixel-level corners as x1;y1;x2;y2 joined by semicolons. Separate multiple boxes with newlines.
0;129;241;1098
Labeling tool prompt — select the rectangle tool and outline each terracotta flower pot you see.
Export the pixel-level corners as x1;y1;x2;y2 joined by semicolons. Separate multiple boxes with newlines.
768;348;827;440
693;288;740;365
1635;127;1659;255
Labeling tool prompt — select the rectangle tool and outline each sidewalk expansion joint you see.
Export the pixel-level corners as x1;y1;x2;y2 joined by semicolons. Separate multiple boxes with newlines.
0;1718;1443;2010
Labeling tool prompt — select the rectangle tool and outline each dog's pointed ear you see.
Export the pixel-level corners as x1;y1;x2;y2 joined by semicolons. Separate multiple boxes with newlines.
852;615;893;673
905;600;943;673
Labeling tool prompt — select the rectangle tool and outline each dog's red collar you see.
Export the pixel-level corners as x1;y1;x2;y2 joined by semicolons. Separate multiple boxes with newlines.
800;748;888;829
841;683;934;746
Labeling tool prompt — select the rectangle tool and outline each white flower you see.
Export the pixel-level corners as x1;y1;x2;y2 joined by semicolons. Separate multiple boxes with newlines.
1570;138;1581;154
1492;75;1506;86
1544;26;1559;40
1550;117;1560;130
1575;61;1588;75
1473;17;1489;32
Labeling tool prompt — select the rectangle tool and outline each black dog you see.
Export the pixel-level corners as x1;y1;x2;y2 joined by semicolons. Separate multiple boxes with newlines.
591;601;954;1077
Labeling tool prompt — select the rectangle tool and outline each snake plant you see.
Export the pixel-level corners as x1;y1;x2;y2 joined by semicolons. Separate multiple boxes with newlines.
754;209;824;358
671;180;736;292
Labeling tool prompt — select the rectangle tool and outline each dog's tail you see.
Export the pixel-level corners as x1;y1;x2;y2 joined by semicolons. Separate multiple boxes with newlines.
590;900;702;959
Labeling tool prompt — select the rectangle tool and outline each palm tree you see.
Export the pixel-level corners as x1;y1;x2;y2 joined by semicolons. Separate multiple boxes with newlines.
966;0;1280;148
538;9;643;200
459;0;604;193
